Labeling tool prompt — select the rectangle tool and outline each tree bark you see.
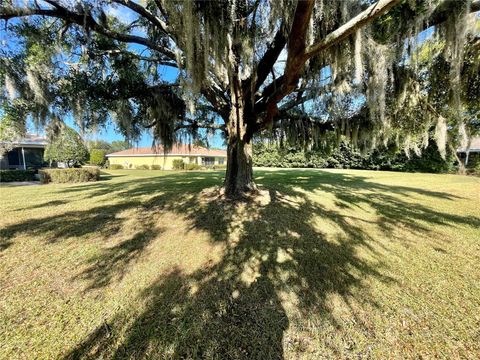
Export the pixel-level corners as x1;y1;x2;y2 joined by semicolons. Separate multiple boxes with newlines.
223;29;257;198
223;96;256;197
224;132;256;198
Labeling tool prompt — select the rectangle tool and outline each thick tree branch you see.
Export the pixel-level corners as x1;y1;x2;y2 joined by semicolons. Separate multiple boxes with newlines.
244;23;287;95
272;112;334;132
305;0;402;59
427;0;480;28
279;92;317;112
283;0;315;92
249;0;315;134
201;83;230;121
85;48;177;67
111;0;170;34
0;4;176;60
175;122;226;132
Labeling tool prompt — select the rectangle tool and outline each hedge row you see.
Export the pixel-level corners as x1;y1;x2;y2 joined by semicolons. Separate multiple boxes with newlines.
253;139;455;173
108;162;224;170
172;159;226;170
39;168;100;183
0;170;36;182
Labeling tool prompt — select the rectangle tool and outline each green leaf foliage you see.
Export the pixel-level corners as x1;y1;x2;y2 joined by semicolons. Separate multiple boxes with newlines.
172;159;185;170
185;163;201;171
44;126;88;167
254;138;455;174
89;149;108;166
39;168;99;183
0;169;35;182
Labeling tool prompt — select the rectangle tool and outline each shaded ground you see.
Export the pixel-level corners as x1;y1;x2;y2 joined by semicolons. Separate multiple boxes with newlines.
0;169;479;359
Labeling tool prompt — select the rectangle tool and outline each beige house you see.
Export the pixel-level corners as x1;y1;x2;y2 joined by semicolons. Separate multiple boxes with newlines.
106;144;227;170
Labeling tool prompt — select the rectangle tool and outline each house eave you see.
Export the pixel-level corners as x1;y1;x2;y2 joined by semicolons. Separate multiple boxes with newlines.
457;148;480;153
0;142;47;148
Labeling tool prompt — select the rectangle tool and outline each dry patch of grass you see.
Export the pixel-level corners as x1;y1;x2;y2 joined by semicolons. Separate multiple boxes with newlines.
0;169;479;359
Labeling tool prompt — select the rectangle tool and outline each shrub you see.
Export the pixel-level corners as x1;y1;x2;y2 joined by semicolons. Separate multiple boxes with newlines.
469;161;480;176
135;164;150;170
39;168;100;183
212;164;227;170
253;137;455;173
0;169;36;182
89;149;108;166
185;163;201;171
151;164;161;170
172;159;185;170
109;164;124;170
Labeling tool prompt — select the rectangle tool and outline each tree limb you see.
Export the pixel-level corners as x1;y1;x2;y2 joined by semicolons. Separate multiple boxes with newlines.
111;0;170;34
175;122;226;132
305;0;402;59
86;48;177;67
243;23;287;95
0;4;176;59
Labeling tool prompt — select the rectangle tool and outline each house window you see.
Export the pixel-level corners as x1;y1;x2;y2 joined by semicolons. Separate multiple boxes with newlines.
24;148;45;168
7;148;21;166
218;158;225;165
203;157;215;166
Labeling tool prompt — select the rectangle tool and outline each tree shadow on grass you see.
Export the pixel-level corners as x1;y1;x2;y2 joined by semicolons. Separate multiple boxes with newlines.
18;199;69;211
1;170;479;358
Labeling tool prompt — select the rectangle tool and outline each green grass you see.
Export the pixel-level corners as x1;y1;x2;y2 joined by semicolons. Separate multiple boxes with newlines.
1;169;479;359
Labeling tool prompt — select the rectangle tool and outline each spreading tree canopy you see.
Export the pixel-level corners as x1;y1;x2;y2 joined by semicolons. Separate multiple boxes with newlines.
1;0;479;196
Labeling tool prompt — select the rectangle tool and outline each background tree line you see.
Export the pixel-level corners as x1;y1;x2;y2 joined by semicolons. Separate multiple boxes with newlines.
253;136;471;174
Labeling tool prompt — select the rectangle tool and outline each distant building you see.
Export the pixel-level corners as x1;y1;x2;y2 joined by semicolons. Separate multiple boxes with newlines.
0;134;48;170
106;144;227;170
457;136;480;168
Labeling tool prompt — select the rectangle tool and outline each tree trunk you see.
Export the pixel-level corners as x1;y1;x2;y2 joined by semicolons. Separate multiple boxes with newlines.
452;145;466;174
224;133;256;198
223;31;257;198
223;82;256;198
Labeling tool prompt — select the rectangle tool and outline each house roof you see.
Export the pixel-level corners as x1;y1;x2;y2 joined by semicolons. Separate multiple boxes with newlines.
3;134;48;147
106;144;227;157
457;137;480;153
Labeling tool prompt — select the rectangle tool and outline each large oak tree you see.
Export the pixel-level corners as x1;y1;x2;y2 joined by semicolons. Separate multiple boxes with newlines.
1;0;479;196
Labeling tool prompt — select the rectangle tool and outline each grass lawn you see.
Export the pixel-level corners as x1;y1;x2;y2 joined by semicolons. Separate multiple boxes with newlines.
1;168;479;359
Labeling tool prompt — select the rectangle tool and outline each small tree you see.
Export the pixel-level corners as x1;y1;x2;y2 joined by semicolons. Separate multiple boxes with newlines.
89;149;108;166
44;126;88;167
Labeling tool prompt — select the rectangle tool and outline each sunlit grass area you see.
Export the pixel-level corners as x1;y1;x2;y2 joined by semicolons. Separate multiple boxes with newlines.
1;169;479;359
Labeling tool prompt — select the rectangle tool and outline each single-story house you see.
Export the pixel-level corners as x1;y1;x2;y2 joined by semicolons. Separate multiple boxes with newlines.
0;134;48;170
106;144;227;170
457;136;480;168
